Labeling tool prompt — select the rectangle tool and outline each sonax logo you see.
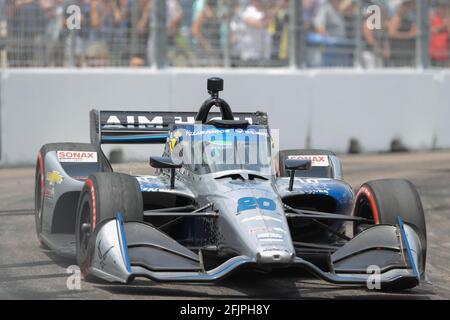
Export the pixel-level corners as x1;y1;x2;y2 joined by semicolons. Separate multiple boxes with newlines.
287;155;329;167
57;151;98;163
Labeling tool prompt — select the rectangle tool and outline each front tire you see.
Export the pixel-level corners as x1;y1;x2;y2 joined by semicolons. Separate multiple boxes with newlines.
353;179;427;277
75;173;143;279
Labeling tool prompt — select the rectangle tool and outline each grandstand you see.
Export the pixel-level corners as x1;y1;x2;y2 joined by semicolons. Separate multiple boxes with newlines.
0;0;446;69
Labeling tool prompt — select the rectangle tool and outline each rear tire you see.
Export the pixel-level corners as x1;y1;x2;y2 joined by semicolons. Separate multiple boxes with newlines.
353;179;427;276
34;143;112;245
75;173;143;279
34;151;45;245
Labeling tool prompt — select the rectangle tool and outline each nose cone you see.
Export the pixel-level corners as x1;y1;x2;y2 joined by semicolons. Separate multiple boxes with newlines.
211;179;296;266
257;249;295;264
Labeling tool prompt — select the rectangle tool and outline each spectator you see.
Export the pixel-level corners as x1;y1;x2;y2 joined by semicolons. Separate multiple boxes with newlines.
84;41;110;66
192;0;222;66
240;0;272;65
362;1;390;68
0;0;6;17
269;0;289;65
1;0;8;61
6;0;49;67
165;0;184;66
175;0;196;66
429;0;450;67
314;0;353;66
179;0;194;32
228;0;245;65
40;0;65;67
88;0;124;65
303;0;325;67
114;0;130;66
126;0;151;66
341;0;356;39
303;0;325;32
388;0;417;67
314;0;346;37
167;0;183;39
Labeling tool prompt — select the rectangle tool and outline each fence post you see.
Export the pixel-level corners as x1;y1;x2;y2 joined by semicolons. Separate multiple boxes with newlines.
0;70;2;161
151;0;167;68
129;0;139;63
416;0;430;68
223;0;232;68
354;0;363;68
0;19;6;68
67;31;76;67
289;0;305;68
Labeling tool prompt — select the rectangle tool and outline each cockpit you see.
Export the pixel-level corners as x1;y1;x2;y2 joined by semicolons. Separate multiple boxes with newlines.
170;125;275;176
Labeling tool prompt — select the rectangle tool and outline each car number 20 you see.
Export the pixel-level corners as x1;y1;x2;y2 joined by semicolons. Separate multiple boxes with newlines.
237;197;276;213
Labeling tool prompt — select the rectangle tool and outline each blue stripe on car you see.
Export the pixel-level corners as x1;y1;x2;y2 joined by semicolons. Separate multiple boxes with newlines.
117;212;132;273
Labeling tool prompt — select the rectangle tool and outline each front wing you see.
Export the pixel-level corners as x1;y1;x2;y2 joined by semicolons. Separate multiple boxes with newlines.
85;214;423;289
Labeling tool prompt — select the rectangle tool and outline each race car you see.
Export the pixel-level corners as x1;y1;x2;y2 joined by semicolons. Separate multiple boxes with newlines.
35;77;427;290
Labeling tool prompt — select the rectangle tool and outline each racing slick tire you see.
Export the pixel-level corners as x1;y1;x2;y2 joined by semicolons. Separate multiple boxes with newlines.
353;179;427;277
34;143;112;244
277;149;336;178
75;172;143;279
35;155;46;246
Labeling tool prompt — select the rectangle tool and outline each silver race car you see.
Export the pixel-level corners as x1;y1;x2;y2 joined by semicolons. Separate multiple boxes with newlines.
35;78;426;290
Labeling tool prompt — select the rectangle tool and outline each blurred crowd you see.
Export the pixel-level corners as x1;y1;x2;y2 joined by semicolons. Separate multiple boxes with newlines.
0;0;450;68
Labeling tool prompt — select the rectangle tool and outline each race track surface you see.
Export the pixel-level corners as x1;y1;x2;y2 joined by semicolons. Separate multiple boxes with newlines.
0;152;449;299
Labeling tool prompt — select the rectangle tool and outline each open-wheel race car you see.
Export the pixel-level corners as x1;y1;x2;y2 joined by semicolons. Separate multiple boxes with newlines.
35;78;427;290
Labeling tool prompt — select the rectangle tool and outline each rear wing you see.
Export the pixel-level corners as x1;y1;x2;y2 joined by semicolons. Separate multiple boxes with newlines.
90;110;269;145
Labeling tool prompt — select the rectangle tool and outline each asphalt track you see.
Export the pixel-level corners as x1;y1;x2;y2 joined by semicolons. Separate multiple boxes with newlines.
0;152;449;300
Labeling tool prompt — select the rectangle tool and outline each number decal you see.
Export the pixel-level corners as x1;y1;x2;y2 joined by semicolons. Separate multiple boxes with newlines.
237;197;276;213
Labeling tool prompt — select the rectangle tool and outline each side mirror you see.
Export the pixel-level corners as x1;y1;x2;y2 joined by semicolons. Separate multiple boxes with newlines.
150;156;182;169
150;157;182;189
285;159;312;191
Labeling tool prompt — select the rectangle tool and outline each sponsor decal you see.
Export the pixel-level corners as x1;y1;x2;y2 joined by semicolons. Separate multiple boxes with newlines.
47;171;64;185
293;185;330;195
241;216;282;223
287;155;329;167
186;129;230;137
283;178;331;194
105;114;254;128
136;176;194;196
57;151;98;163
261;247;290;253
136;176;170;192
97;239;114;270
185;128;267;137
259;238;284;242
296;178;321;184
248;227;287;235
140;186;171;192
72;176;88;181
256;233;283;239
44;186;55;199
